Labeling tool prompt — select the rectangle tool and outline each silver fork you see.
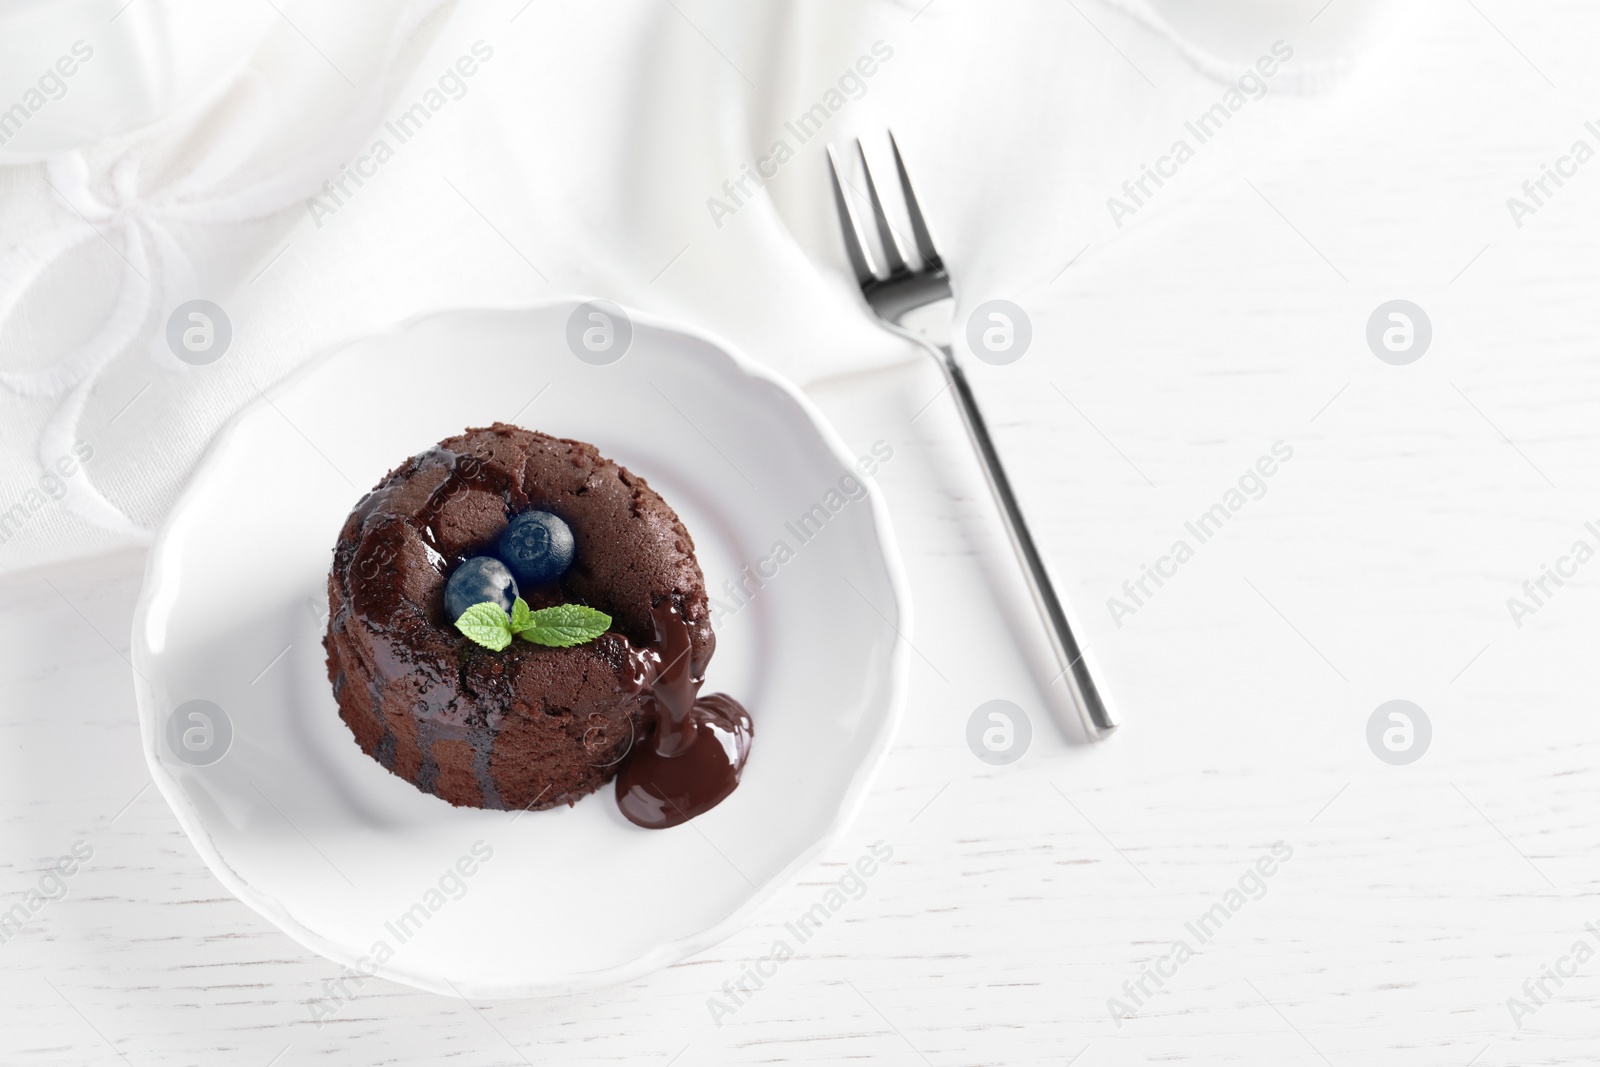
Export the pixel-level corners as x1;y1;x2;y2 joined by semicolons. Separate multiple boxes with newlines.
827;133;1119;741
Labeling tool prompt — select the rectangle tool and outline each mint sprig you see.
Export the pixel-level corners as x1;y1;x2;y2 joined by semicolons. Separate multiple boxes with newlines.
454;597;611;651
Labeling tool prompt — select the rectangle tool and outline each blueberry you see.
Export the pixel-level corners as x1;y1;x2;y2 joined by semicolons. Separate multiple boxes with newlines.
444;556;518;621
497;510;575;586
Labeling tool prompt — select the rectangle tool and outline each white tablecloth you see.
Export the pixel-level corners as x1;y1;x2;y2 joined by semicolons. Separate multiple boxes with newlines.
0;0;1412;571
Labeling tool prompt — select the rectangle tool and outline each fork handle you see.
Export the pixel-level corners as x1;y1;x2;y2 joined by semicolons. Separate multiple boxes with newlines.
935;345;1119;740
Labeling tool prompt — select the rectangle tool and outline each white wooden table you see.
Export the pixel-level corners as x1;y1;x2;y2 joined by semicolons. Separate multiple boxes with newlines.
5;4;1600;1064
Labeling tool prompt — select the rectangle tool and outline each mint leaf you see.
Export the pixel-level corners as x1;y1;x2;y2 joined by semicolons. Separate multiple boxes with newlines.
509;597;534;634
455;601;513;651
458;599;608;651
516;603;612;647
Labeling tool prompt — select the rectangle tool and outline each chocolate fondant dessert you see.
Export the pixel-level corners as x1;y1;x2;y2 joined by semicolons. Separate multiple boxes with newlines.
323;423;751;828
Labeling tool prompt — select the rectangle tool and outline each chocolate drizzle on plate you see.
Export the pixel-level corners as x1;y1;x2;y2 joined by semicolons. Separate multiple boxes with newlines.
612;602;753;829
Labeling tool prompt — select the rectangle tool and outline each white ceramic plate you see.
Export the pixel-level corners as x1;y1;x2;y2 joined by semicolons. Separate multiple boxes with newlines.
130;303;909;998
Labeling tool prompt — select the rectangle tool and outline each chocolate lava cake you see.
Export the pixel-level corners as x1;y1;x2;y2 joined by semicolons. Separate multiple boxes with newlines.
323;423;748;822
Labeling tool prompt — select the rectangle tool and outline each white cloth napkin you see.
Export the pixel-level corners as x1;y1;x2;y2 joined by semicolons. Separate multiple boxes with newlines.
0;0;1416;572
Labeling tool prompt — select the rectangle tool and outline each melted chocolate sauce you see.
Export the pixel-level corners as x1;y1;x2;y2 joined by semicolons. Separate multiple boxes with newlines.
345;446;517;805
614;602;753;829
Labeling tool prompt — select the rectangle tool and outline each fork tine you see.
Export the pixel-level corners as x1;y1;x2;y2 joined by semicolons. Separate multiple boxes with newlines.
855;139;908;276
888;130;944;273
826;144;878;287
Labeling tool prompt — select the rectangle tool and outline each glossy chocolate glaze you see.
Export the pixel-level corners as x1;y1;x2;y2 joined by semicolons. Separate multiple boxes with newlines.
613;603;754;829
324;424;750;827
